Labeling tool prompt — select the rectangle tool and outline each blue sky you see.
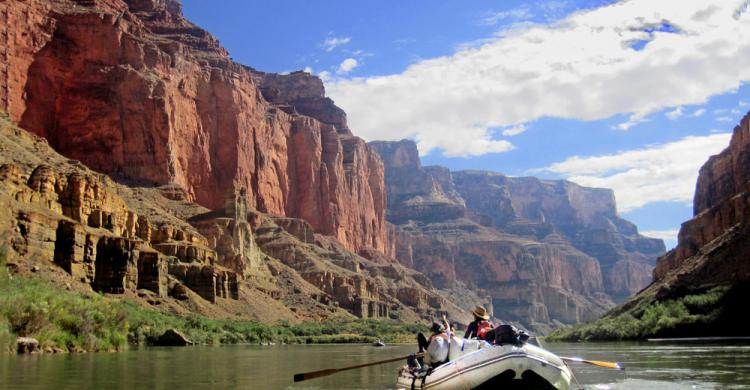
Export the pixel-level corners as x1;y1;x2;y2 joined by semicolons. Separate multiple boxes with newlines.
183;0;750;248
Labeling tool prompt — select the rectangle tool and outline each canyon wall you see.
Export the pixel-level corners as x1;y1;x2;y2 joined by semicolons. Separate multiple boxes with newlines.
652;111;750;288
0;113;466;323
569;112;750;339
371;140;665;332
451;170;665;301
0;0;385;254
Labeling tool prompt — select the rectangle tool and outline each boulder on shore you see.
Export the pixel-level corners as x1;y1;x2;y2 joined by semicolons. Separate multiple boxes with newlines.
16;337;39;354
154;329;193;346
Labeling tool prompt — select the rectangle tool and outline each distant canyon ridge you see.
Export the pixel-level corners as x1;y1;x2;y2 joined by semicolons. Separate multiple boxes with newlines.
0;0;665;332
371;140;664;331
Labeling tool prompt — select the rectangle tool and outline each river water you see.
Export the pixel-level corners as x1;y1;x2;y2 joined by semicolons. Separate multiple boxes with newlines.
2;341;749;389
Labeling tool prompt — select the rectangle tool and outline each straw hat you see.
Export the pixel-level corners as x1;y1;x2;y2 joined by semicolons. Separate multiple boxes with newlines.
472;306;490;320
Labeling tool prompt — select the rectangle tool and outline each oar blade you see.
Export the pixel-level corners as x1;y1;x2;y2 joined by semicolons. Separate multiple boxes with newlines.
560;356;623;370
589;360;623;370
294;368;338;382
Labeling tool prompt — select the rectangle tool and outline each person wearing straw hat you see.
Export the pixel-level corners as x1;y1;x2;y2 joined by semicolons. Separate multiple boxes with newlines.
464;305;494;340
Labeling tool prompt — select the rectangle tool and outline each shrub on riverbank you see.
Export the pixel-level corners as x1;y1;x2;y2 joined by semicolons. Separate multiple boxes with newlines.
0;254;129;352
0;252;425;352
123;303;425;346
547;286;729;341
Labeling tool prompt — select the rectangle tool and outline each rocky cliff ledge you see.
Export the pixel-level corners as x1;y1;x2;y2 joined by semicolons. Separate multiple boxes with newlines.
0;0;386;254
652;111;750;292
0;113;466;324
371;140;664;332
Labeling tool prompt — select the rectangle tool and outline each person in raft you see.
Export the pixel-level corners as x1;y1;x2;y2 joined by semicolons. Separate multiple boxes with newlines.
464;305;494;341
417;315;451;367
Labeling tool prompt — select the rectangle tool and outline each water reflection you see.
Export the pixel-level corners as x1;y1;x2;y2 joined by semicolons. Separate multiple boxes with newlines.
1;342;749;389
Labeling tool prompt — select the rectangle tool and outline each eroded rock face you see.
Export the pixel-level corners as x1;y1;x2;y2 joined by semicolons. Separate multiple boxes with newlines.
1;114;474;322
0;117;238;302
0;0;386;255
654;112;750;282
251;210;469;323
601;113;750;337
370;140;465;224
370;139;664;331
451;170;665;301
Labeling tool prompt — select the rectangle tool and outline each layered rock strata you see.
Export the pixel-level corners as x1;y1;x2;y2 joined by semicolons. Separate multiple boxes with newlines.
652;111;750;288
0;0;385;254
0;115;467;322
585;112;750;338
371;140;664;332
0;117;239;303
451;171;664;301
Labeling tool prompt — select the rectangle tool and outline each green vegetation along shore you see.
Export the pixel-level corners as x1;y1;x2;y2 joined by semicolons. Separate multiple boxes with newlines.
547;284;748;341
0;248;425;353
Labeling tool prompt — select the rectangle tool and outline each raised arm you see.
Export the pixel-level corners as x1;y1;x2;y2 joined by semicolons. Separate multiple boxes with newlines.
442;314;451;338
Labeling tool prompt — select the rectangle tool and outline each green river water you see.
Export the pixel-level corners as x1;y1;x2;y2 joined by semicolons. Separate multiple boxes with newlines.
2;342;749;389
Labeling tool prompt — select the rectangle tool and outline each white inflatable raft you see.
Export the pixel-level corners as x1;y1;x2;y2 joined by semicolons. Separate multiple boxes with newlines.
396;339;572;390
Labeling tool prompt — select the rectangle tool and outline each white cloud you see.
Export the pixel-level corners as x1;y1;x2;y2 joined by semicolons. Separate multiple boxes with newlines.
481;8;534;26
303;66;313;74
717;116;734;122
327;0;749;157
616;112;650;130
641;229;679;241
322;36;351;52
542;133;732;212
666;107;683;120
693;108;706;117
318;71;332;83
501;124;527;136
337;58;359;75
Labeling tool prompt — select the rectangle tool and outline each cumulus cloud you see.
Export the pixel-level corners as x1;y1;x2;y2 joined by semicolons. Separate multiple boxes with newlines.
541;133;732;212
327;0;749;156
322;36;351;52
337;58;359;74
693;108;706;117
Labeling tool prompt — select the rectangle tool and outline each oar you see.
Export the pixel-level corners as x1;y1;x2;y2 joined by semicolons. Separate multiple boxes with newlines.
293;353;421;382
560;356;623;370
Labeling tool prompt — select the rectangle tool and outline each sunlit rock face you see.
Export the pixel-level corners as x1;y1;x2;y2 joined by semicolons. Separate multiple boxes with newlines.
371;140;665;332
451;170;665;302
0;110;475;323
0;0;478;324
1;0;386;255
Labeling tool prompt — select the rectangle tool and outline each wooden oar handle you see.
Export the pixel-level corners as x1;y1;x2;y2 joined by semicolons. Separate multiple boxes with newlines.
293;352;424;382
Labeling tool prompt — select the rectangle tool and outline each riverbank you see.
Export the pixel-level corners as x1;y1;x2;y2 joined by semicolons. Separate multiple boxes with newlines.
547;284;747;341
0;249;426;353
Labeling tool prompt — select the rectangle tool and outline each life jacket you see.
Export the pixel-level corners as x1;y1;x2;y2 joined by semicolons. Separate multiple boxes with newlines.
425;333;450;365
429;332;449;342
476;320;493;340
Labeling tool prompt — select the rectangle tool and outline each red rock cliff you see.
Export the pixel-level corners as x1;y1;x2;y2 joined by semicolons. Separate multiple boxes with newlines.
371;139;665;332
0;0;386;254
654;111;750;281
